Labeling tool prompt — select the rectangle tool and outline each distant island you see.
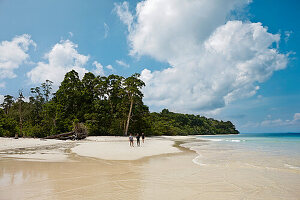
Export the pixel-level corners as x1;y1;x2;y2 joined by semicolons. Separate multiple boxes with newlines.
0;70;239;138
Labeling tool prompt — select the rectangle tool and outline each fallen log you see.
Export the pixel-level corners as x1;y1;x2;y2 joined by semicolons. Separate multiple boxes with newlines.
44;122;88;140
44;131;75;139
44;131;87;140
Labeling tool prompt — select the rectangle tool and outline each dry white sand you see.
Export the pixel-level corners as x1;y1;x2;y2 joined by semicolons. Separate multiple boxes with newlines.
0;138;71;162
71;136;182;160
0;136;182;161
0;137;67;151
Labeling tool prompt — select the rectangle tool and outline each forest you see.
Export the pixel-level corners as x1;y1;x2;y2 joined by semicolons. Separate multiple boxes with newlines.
0;70;239;138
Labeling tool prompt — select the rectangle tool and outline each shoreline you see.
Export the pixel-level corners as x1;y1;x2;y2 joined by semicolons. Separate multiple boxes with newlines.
0;136;193;162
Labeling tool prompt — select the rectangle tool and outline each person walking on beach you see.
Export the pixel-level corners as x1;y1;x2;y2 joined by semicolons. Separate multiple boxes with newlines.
141;133;145;143
136;133;141;147
129;134;134;147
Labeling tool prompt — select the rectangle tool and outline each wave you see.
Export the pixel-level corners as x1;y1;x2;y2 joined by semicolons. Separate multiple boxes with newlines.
284;164;300;170
203;138;245;143
180;142;207;166
225;139;245;142
192;155;206;166
202;138;224;142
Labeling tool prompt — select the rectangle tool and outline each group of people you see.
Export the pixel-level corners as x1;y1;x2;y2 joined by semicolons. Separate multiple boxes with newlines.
129;133;145;147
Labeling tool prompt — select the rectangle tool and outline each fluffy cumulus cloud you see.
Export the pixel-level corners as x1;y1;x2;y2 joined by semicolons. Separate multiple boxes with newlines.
116;0;288;113
27;40;89;86
0;34;36;80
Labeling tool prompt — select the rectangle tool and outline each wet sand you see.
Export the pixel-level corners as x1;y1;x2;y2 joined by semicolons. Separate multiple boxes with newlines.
0;136;300;200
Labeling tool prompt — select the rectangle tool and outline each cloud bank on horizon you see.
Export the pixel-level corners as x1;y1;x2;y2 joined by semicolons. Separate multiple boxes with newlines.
115;0;288;114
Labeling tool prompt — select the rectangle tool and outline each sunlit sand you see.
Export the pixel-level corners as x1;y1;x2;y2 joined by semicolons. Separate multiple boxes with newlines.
0;136;299;200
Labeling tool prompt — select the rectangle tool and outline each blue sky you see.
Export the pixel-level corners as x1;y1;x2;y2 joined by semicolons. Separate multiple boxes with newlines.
0;0;299;133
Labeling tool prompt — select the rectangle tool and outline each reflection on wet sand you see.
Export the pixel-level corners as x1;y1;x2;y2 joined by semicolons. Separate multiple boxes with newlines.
1;142;300;200
0;157;143;200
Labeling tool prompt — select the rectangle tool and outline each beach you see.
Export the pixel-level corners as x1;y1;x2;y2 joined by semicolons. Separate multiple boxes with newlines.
0;135;300;200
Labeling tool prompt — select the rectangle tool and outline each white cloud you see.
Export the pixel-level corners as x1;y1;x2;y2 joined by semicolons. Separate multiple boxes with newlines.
116;0;288;113
69;32;74;37
241;121;260;128
293;113;300;121
0;34;36;79
284;30;292;43
92;61;105;76
104;23;109;38
106;65;114;71
92;61;114;76
116;60;129;68
114;2;133;31
0;82;5;88
261;113;300;127
27;40;89;87
0;94;4;104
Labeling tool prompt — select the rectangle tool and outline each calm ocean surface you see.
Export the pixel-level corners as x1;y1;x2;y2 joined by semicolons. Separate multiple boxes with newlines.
197;133;300;158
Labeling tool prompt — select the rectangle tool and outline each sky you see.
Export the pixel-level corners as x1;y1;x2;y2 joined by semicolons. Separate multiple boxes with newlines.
0;0;299;133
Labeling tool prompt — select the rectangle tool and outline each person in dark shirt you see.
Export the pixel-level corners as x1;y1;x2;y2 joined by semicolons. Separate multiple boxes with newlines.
136;133;141;147
141;133;145;143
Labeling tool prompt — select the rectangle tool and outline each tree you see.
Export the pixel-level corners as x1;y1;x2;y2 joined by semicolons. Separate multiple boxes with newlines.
41;80;53;102
81;72;97;115
54;70;84;132
0;109;17;137
16;90;25;139
1;95;14;115
123;73;145;136
0;69;239;138
30;86;45;123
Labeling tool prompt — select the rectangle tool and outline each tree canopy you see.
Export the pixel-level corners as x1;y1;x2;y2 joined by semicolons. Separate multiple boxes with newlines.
0;70;239;137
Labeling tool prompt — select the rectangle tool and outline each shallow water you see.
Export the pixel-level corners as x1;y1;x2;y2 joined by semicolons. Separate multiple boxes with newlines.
195;133;300;170
197;133;300;155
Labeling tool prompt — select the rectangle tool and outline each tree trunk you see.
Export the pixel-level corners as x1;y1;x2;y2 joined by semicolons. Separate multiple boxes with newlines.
124;96;133;136
15;101;22;139
20;100;23;137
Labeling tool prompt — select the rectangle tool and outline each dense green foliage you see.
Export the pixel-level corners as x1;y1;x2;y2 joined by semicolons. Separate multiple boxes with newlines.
0;70;239;137
147;109;239;135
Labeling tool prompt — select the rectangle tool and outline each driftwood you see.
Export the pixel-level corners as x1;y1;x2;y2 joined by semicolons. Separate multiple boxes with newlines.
44;123;88;140
44;131;87;140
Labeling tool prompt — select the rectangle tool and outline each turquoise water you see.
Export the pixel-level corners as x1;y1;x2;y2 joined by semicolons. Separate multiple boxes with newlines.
197;133;300;158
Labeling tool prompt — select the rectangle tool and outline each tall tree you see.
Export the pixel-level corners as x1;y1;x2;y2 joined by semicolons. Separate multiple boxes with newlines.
81;72;97;115
41;80;53;102
1;95;14;115
54;70;83;132
106;74;124;116
30;86;45;119
16;90;24;139
123;73;145;136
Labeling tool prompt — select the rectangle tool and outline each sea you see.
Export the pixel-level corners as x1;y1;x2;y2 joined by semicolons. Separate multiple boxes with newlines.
182;132;300;170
